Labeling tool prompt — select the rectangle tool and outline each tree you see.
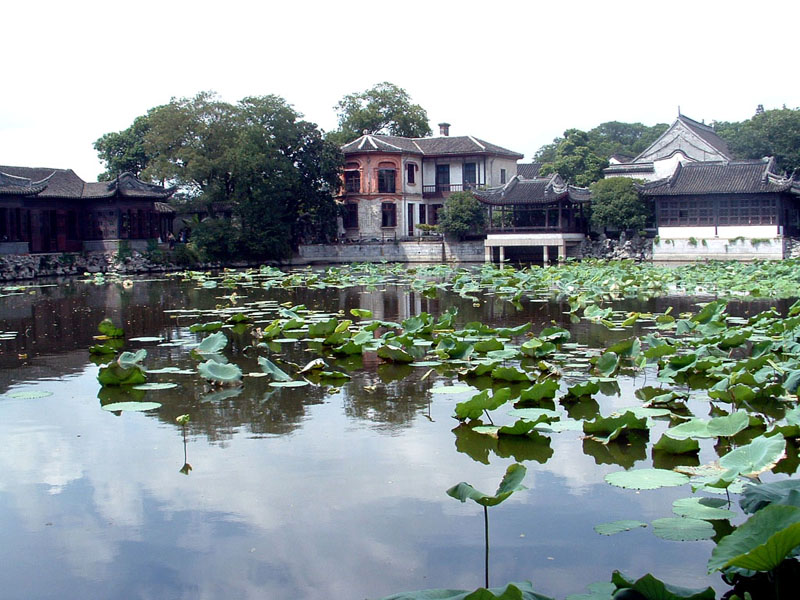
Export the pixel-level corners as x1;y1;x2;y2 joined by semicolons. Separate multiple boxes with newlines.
98;91;342;261
539;129;608;187
437;191;487;239
94;114;154;181
535;122;668;185
327;82;431;145
715;107;800;174
589;177;652;232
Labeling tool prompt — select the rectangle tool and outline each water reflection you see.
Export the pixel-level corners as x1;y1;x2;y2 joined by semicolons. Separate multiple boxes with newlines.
0;274;794;599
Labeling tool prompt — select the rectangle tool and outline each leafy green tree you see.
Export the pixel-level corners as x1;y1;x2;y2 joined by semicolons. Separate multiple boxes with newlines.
589;177;652;232
327;82;431;145
716;107;800;173
94;114;154;181
586;121;668;159
437;191;487;239
99;91;342;261
539;129;608;187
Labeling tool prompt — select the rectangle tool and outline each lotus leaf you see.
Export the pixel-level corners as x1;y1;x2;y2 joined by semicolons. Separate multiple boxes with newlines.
605;468;689;490
473;339;504;353
118;349;147;367
350;308;373;319
519;380;559;402
195;331;228;354
446;463;527;507
98;318;124;338
491;366;533;382
593;520;647;536
378;581;552;600
652;435;700;455
257;357;292;381
101;401;161;412
610;571;714;600
197;360;243;383
132;383;179;390
708;504;800;573
740;480;800;514
664;410;749;440
98;363;147;386
298;358;327;374
378;344;417;363
308;318;338;337
566;380;601;397
189;321;224;333
672;497;734;520
455;389;512;421
269;381;310;388
6;390;53;399
718;434;786;478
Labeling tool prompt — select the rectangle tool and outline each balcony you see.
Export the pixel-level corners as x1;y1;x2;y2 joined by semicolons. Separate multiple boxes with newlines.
423;183;476;197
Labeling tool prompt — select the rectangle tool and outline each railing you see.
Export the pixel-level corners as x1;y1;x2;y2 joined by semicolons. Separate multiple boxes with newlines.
487;225;585;234
423;183;477;196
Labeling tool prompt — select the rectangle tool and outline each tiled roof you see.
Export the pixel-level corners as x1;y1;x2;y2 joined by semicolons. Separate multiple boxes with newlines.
342;134;523;159
474;174;590;206
604;162;655;175
517;162;542;179
677;114;731;159
639;158;796;196
0;167;174;199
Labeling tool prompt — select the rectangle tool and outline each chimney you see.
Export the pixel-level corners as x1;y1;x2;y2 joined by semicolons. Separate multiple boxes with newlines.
438;122;450;136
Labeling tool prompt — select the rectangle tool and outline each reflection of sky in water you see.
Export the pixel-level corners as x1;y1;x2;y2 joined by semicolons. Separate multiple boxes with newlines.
0;280;773;598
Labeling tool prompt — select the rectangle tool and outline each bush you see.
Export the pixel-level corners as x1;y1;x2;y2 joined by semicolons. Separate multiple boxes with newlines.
190;219;241;262
437;191;487;240
589;177;652;232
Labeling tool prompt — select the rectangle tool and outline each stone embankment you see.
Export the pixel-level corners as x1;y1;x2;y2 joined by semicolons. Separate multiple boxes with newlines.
0;251;187;281
576;233;653;261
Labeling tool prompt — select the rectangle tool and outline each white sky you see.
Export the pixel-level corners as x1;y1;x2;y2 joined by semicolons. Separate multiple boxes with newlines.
2;0;799;181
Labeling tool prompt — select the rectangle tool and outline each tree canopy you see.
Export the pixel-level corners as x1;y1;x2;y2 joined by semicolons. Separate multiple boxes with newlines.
589;177;652;232
715;107;800;174
93;114;153;181
95;91;342;260
535;121;668;186
327;82;431;146
437;191;486;239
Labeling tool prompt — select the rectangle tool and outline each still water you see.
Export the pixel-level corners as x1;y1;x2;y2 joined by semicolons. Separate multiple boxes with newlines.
0;275;785;599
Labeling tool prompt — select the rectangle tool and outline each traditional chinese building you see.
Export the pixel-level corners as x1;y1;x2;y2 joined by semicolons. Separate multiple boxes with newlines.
0;167;175;254
474;173;591;263
640;158;800;259
339;124;523;240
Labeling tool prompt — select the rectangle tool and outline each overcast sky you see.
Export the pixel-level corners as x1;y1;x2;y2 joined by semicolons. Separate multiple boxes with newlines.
3;0;799;181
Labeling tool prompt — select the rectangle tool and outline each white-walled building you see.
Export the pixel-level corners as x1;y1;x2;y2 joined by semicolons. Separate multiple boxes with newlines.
339;124;522;240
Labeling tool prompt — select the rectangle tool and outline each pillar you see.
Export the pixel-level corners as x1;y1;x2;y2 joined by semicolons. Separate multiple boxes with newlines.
559;244;566;262
543;245;549;264
485;245;492;263
499;246;505;263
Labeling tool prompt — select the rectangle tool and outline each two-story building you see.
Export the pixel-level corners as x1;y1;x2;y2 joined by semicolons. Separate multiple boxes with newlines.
339;123;523;240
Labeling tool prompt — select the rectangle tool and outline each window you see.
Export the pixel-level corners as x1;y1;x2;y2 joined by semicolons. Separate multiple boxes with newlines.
430;204;443;225
500;168;507;184
407;163;415;184
419;204;426;224
378;169;396;193
381;202;397;227
464;163;477;186
436;164;450;190
345;171;361;193
343;203;358;229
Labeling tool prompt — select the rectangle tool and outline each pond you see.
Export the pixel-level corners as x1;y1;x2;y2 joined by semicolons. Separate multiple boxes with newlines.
1;264;798;600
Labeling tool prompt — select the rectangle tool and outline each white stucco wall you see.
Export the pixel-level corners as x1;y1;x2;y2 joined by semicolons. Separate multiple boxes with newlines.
652;153;688;180
658;225;780;239
487;157;518;186
653;237;785;260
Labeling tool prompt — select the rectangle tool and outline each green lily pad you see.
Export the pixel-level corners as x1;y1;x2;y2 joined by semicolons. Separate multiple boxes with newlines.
672;497;735;520
132;383;179;390
431;385;474;394
6;389;54;399
128;337;164;343
594;520;647;536
195;331;228;354
197;360;242;383
719;434;786;478
605;468;689;490
269;380;310;388
652;517;715;541
102;401;161;412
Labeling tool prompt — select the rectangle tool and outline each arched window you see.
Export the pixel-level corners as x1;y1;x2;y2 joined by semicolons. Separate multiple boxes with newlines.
378;162;397;194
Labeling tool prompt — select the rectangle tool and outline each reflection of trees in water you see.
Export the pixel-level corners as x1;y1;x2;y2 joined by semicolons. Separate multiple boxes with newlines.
341;364;432;431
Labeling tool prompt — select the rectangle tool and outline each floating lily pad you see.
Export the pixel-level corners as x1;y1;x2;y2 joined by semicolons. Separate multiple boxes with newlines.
6;389;54;399
128;337;164;343
132;383;179;390
102;401;161;412
605;468;689;490
652;517;715;541
672;497;734;520
594;520;647;536
431;385;474;394
197;360;242;383
269;380;310;388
